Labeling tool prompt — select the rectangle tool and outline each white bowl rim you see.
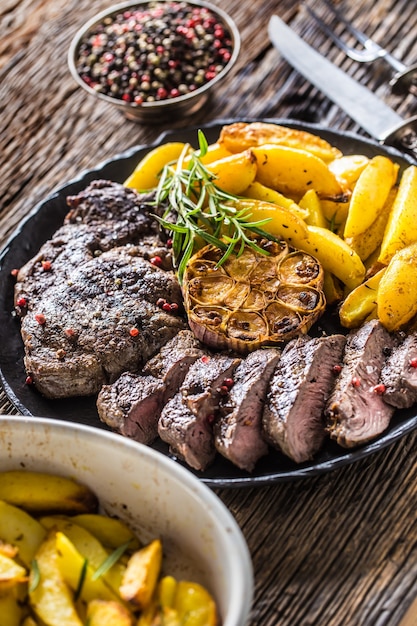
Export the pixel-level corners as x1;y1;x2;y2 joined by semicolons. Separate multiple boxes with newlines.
0;414;254;626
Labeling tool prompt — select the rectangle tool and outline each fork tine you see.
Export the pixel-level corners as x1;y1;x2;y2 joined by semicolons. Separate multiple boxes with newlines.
317;0;373;48
305;5;354;56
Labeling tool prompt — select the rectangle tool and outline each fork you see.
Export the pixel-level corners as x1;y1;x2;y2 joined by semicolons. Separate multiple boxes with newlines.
305;0;417;96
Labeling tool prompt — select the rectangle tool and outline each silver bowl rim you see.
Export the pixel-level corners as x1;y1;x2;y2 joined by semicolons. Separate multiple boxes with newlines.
67;0;241;114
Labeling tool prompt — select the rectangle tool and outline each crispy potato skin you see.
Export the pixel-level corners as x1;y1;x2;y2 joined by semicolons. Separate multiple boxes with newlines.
377;242;417;331
219;121;342;162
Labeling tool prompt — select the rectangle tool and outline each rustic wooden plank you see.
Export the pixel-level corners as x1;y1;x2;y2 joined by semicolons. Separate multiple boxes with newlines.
2;1;417;625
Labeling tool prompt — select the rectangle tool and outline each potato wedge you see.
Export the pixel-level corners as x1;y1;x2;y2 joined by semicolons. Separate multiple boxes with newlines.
322;272;344;306
55;531;123;605
124;142;186;190
379;164;417;265
207;149;257;195
377;242;417;331
328;154;369;188
0;500;46;568
242;181;309;220
227;198;308;244
119;539;162;609
0;552;28;588
86;599;134;626
137;575;218;626
29;531;83;626
71;514;140;551
0;471;98;515
339;268;385;328
0;588;25;626
252;144;347;200
218;121;342;162
290;225;366;290
343;155;398;239
345;187;397;261
40;516;126;594
299;189;327;228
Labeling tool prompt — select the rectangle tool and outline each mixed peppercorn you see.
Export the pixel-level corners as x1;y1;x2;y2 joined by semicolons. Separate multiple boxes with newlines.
74;1;235;105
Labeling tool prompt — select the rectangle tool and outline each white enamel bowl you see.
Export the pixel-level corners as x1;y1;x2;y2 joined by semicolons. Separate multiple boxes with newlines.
0;415;253;625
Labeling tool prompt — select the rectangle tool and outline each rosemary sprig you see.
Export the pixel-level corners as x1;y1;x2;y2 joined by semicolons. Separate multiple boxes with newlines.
155;130;279;283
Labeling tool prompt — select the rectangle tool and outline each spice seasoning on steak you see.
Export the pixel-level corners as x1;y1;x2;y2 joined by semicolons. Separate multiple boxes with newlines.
263;334;346;463
21;247;185;399
158;353;240;470
97;331;206;442
214;348;281;472
325;319;398;448
97;372;166;443
379;332;417;409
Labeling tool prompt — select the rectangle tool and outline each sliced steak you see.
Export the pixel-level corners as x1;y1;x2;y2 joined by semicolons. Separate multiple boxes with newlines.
22;246;185;398
325;320;397;447
97;373;165;443
142;330;206;399
380;332;417;409
158;393;216;471
263;334;346;463
181;354;241;416
158;354;241;471
214;348;281;471
97;331;206;442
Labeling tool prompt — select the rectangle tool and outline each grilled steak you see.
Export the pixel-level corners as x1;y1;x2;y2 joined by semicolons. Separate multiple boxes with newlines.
142;330;206;398
65;179;156;229
21;246;185;398
14;181;171;312
158;354;241;470
263;334;346;463
98;331;207;441
214;348;281;471
380;332;417;409
325;320;397;447
97;373;166;443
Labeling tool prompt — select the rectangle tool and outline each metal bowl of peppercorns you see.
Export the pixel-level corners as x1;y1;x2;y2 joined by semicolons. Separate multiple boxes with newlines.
68;0;240;123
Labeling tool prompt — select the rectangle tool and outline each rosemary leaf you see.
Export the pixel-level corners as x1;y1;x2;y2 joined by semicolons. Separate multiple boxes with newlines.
74;558;88;602
29;559;41;592
154;132;278;282
91;539;132;581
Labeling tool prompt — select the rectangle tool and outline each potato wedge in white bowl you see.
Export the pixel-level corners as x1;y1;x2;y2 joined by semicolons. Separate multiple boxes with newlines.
0;415;253;626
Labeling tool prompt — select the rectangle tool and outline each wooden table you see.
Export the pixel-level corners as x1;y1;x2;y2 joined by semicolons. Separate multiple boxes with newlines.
2;0;417;624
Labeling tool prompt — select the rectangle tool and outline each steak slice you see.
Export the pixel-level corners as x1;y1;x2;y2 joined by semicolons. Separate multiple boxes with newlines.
97;373;166;444
142;330;206;399
22;246;185;398
325;320;397;447
263;334;346;463
214;348;281;471
98;331;207;442
379;332;417;409
158;354;241;471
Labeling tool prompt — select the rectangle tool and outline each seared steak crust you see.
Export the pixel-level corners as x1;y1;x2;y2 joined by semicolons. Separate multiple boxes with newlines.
97;372;166;444
325;320;397;447
97;331;206;442
22;246;185;398
142;330;206;398
214;348;281;471
158;354;241;470
380;332;417;409
14;181;173;313
263;334;346;463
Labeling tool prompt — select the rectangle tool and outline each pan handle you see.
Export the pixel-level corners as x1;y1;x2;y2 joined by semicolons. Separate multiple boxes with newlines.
381;115;417;162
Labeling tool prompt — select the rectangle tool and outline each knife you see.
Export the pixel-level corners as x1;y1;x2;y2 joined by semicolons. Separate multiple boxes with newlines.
268;15;417;160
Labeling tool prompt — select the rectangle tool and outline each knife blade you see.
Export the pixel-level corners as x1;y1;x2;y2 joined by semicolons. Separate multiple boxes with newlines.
268;15;417;159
